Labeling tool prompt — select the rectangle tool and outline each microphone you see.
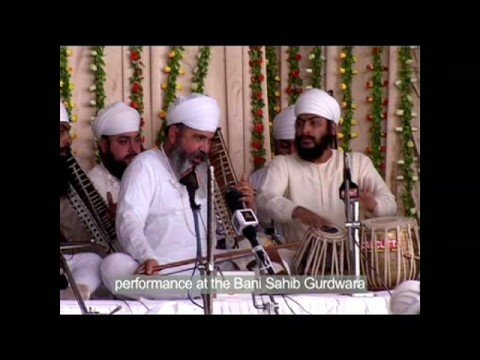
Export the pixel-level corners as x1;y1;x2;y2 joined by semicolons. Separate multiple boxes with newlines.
339;152;359;200
224;188;276;275
179;167;199;209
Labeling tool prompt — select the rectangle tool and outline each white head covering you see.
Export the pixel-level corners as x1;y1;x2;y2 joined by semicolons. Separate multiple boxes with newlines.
92;102;141;140
273;105;296;140
294;88;341;124
390;280;420;314
167;93;220;132
60;101;70;123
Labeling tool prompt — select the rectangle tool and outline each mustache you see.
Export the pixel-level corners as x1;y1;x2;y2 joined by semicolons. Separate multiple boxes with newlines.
298;135;315;142
188;151;207;161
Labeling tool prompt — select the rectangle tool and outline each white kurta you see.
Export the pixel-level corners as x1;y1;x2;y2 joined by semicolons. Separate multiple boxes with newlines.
116;148;209;266
88;163;120;203
256;150;397;243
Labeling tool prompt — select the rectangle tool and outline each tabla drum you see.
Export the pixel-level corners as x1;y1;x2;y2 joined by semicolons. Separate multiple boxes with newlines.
360;216;420;291
293;225;349;276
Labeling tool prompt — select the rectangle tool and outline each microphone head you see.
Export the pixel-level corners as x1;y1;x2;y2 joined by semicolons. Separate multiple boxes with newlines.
242;225;259;247
224;187;245;212
179;167;198;191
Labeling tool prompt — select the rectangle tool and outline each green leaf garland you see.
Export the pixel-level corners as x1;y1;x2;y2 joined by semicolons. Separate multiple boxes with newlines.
191;46;211;94
339;47;357;152
60;47;73;119
397;47;418;218
249;46;266;170
156;46;185;146
90;46;106;113
368;47;387;175
310;46;324;89
266;46;280;155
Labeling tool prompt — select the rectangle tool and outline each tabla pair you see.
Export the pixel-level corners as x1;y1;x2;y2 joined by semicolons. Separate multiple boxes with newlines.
293;216;420;291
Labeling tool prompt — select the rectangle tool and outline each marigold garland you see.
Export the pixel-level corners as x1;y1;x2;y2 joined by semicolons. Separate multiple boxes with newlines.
249;46;266;170
129;46;145;145
310;46;324;89
339;46;356;152
397;47;418;218
286;47;303;105
266;46;280;155
156;46;185;146
368;47;387;175
191;46;211;94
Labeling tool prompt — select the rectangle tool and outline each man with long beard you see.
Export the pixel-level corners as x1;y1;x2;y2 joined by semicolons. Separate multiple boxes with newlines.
100;93;223;298
60;101;102;300
257;89;397;244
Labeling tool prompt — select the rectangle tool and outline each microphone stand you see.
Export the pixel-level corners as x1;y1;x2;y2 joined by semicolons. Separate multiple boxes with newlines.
342;153;361;280
242;227;279;314
60;242;122;315
59;246;98;315
182;167;213;315
204;165;215;314
250;245;280;315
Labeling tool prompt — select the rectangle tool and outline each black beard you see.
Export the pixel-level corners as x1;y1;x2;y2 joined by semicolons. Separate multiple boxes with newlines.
295;133;333;162
102;151;128;181
60;154;70;197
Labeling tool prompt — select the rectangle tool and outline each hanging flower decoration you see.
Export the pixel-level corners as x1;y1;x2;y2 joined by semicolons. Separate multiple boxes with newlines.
128;46;145;146
156;46;185;146
60;47;75;120
309;46;324;89
89;46;106;163
397;47;418;218
367;47;387;176
286;47;303;105
90;46;106;113
249;46;266;170
339;46;357;152
191;46;211;94
266;46;280;155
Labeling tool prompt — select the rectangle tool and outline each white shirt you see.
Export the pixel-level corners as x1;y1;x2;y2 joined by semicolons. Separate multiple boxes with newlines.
257;150;397;243
88;163;120;203
116;148;209;265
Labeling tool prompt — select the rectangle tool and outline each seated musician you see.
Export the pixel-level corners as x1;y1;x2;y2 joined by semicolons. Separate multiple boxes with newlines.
60;101;102;300
89;102;142;230
100;94;224;298
249;105;297;244
256;89;397;245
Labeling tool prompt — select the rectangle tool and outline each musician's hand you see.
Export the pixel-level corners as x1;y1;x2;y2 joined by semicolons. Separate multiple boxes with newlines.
234;173;257;211
292;206;333;229
136;259;159;276
359;190;377;212
107;191;117;221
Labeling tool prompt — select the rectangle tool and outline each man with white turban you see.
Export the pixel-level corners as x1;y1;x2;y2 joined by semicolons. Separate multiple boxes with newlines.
250;105;297;193
59;101;102;301
248;105;297;245
88;101;142;208
256;89;397;244
100;93;222;299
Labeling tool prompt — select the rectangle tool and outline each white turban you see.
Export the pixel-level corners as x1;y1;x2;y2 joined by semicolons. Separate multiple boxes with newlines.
390;280;420;314
60;101;69;123
294;89;341;124
273;105;296;140
92;102;141;140
167;93;220;132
